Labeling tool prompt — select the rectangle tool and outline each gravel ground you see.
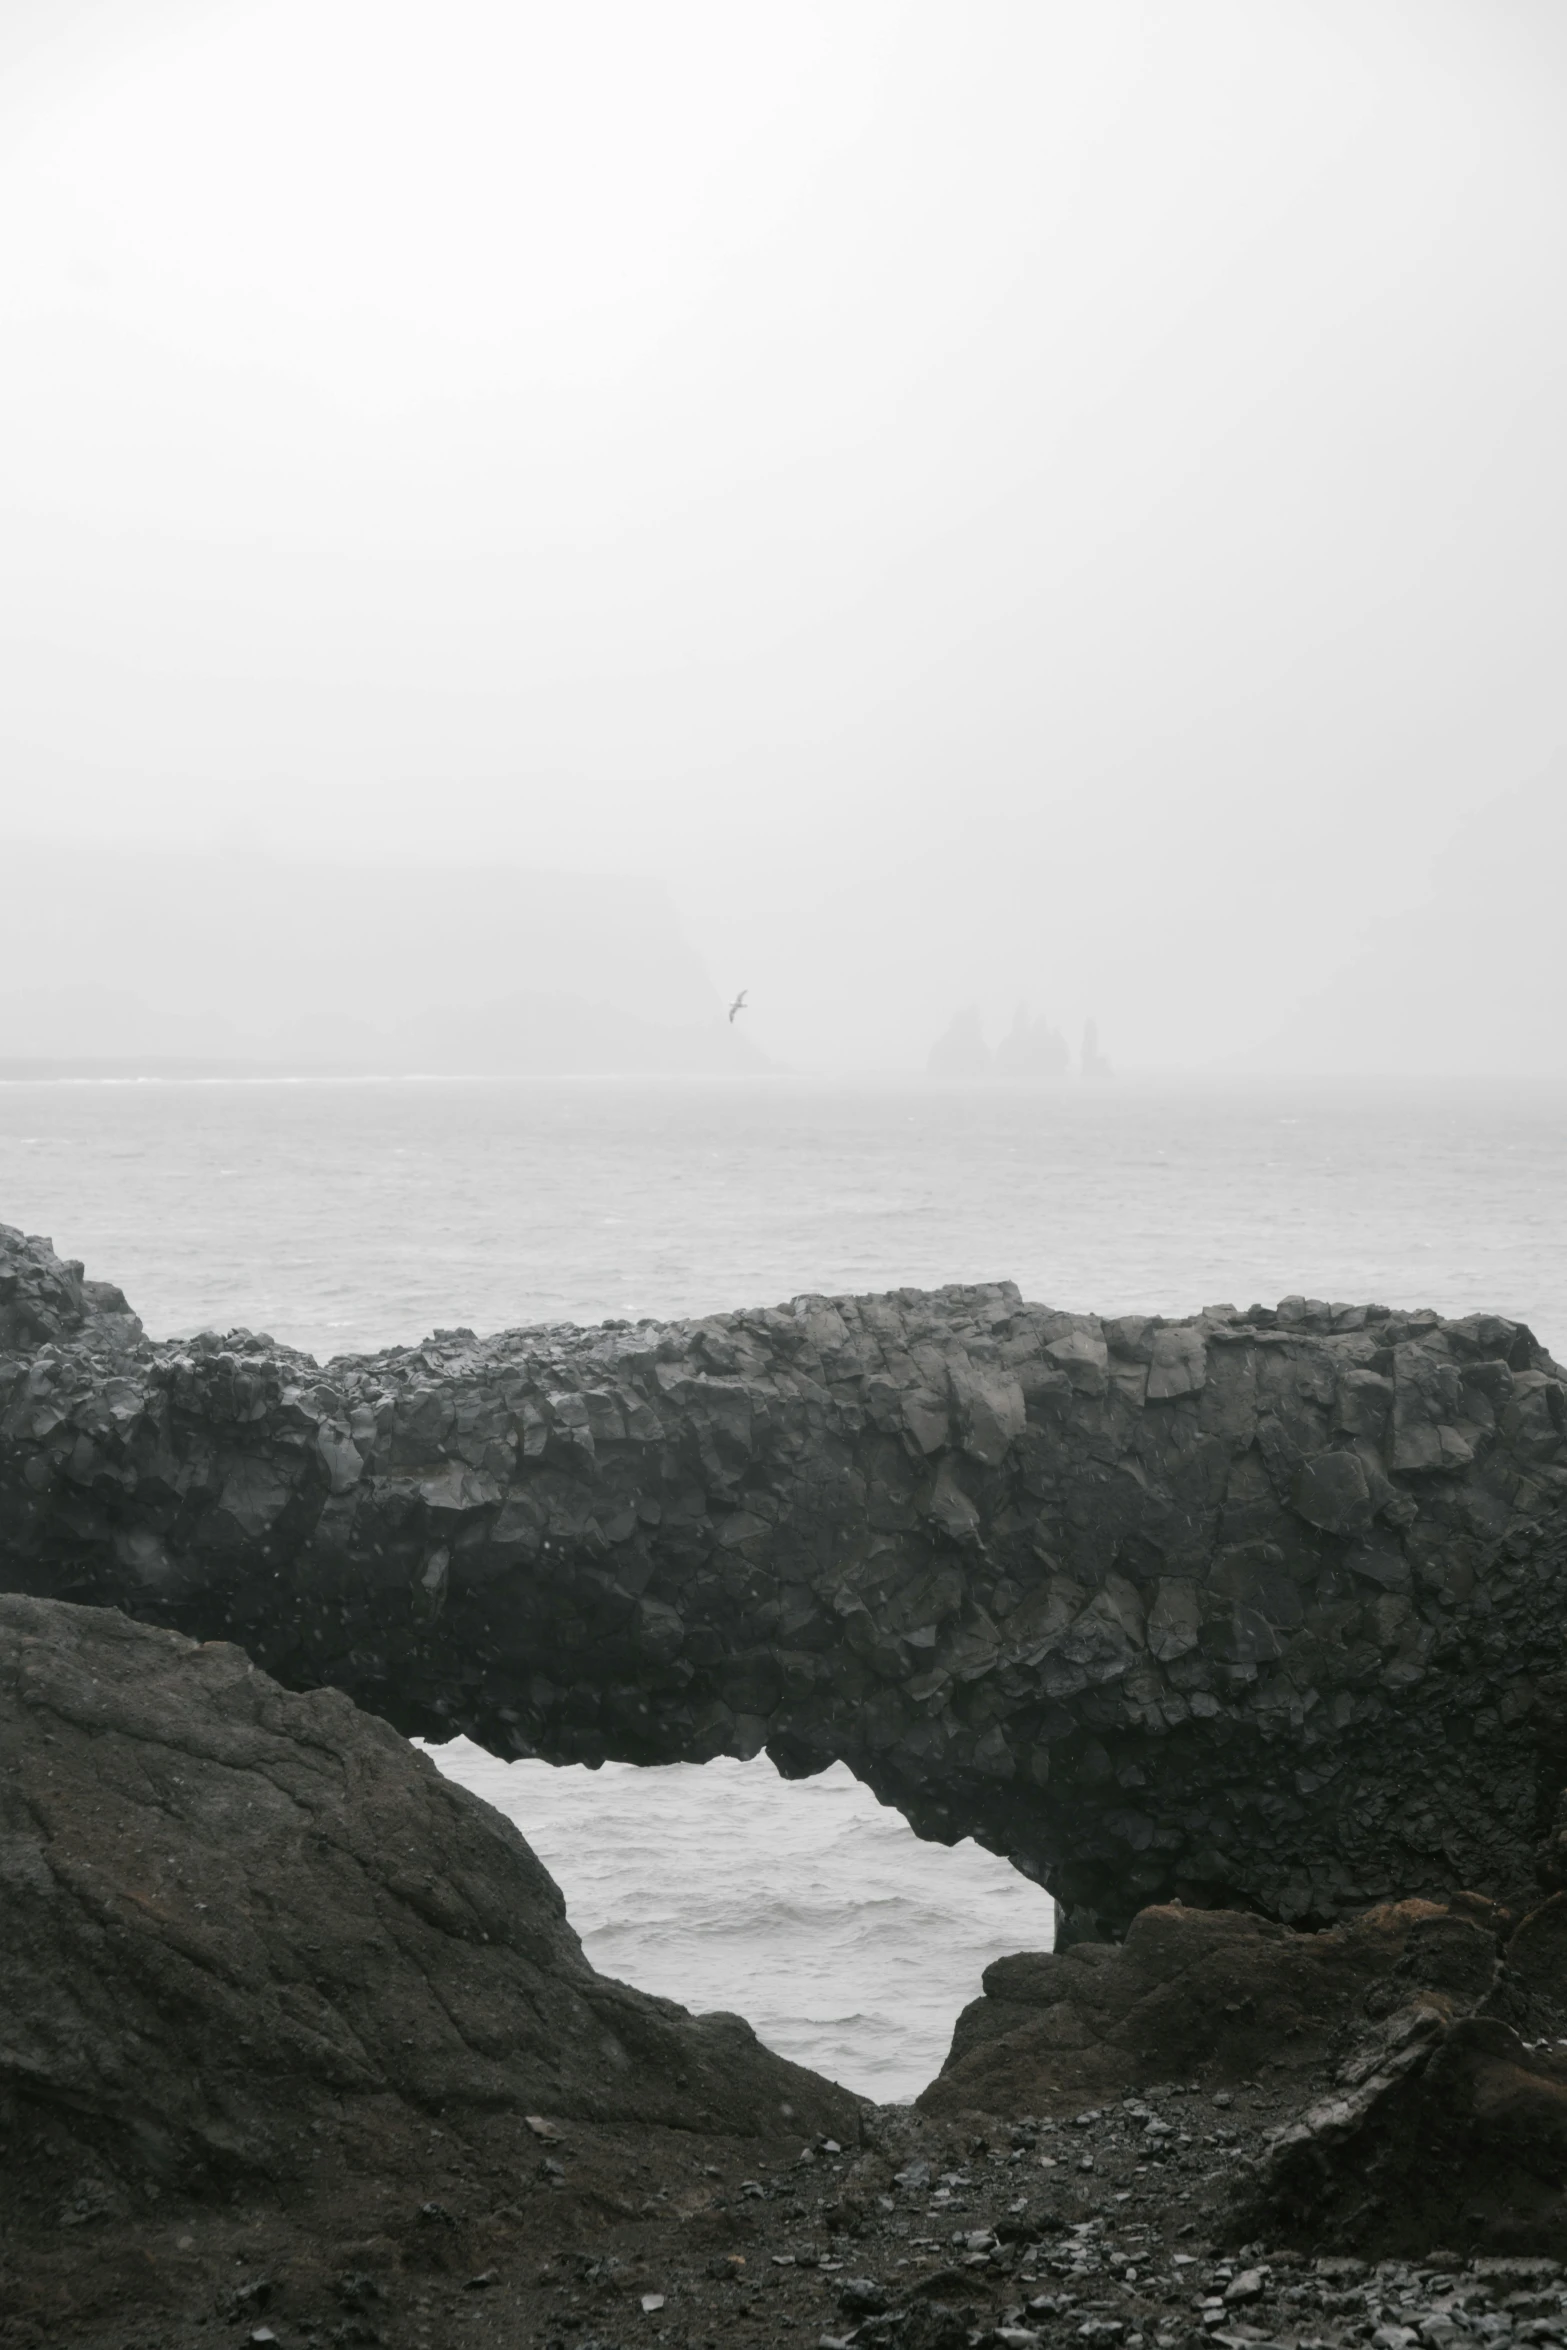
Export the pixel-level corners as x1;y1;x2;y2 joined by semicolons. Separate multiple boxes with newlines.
9;2075;1553;2350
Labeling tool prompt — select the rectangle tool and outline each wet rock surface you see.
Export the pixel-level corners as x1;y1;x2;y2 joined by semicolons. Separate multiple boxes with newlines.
5;1223;1567;1935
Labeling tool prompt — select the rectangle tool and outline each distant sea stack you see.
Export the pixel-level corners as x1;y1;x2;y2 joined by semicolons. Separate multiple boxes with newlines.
4;1223;1566;1943
997;1002;1070;1080
926;1004;992;1079
926;1002;1071;1080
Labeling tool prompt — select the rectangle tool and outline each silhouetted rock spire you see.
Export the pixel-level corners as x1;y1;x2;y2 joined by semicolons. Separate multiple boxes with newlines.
926;1004;991;1079
995;1001;1069;1081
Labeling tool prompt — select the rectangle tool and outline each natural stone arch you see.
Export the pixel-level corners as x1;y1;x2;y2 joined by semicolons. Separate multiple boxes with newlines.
3;1220;1566;1936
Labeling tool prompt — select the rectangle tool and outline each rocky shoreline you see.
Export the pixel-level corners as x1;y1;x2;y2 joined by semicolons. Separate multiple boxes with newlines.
6;1225;1567;2348
5;1589;1567;2350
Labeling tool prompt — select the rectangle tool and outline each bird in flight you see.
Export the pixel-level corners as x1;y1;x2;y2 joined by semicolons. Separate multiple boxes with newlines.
728;989;748;1024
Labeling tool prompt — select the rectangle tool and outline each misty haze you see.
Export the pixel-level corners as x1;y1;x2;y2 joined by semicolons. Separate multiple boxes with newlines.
2;2;1566;2339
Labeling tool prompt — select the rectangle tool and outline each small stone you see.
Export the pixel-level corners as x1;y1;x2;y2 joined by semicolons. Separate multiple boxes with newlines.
640;2292;666;2313
1225;2270;1267;2306
1419;2320;1468;2350
333;2275;383;2313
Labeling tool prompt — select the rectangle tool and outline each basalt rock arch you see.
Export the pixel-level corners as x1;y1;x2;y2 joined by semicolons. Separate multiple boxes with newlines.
3;1220;1566;1937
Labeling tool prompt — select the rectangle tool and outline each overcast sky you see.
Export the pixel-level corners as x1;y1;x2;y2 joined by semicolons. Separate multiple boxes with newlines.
1;0;1563;1064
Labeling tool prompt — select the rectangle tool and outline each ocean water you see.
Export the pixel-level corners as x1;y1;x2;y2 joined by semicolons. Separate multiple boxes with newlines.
420;1741;1058;2102
2;1071;1565;2098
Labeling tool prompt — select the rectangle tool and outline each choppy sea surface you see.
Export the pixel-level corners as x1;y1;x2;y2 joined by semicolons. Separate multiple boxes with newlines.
420;1740;1057;2102
2;1072;1564;2098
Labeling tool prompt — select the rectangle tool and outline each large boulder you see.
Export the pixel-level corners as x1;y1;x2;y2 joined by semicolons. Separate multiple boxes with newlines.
4;1221;1567;1934
923;1891;1567;2255
918;1895;1506;2116
1246;2011;1567;2257
0;1591;858;2201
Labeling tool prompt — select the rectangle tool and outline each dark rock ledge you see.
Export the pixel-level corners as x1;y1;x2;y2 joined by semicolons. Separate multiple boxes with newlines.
3;1221;1567;1938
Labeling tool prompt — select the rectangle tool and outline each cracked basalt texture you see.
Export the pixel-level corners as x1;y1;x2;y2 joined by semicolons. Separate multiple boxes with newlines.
3;1221;1567;1936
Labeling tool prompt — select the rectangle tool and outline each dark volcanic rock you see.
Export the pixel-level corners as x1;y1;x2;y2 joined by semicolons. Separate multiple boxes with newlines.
0;1590;858;2198
918;1897;1502;2116
10;1578;1567;2342
926;1889;1567;2257
1247;2009;1567;2256
0;1225;140;1354
3;1221;1567;1933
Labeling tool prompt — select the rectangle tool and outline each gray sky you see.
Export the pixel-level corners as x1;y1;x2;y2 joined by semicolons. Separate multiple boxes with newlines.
1;0;1564;1067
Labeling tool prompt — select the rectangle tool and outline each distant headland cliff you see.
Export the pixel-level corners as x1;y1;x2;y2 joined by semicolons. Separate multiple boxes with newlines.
0;841;768;1077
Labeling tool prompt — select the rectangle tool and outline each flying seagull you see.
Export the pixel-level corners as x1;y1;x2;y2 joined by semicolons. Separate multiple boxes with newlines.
728;989;748;1024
